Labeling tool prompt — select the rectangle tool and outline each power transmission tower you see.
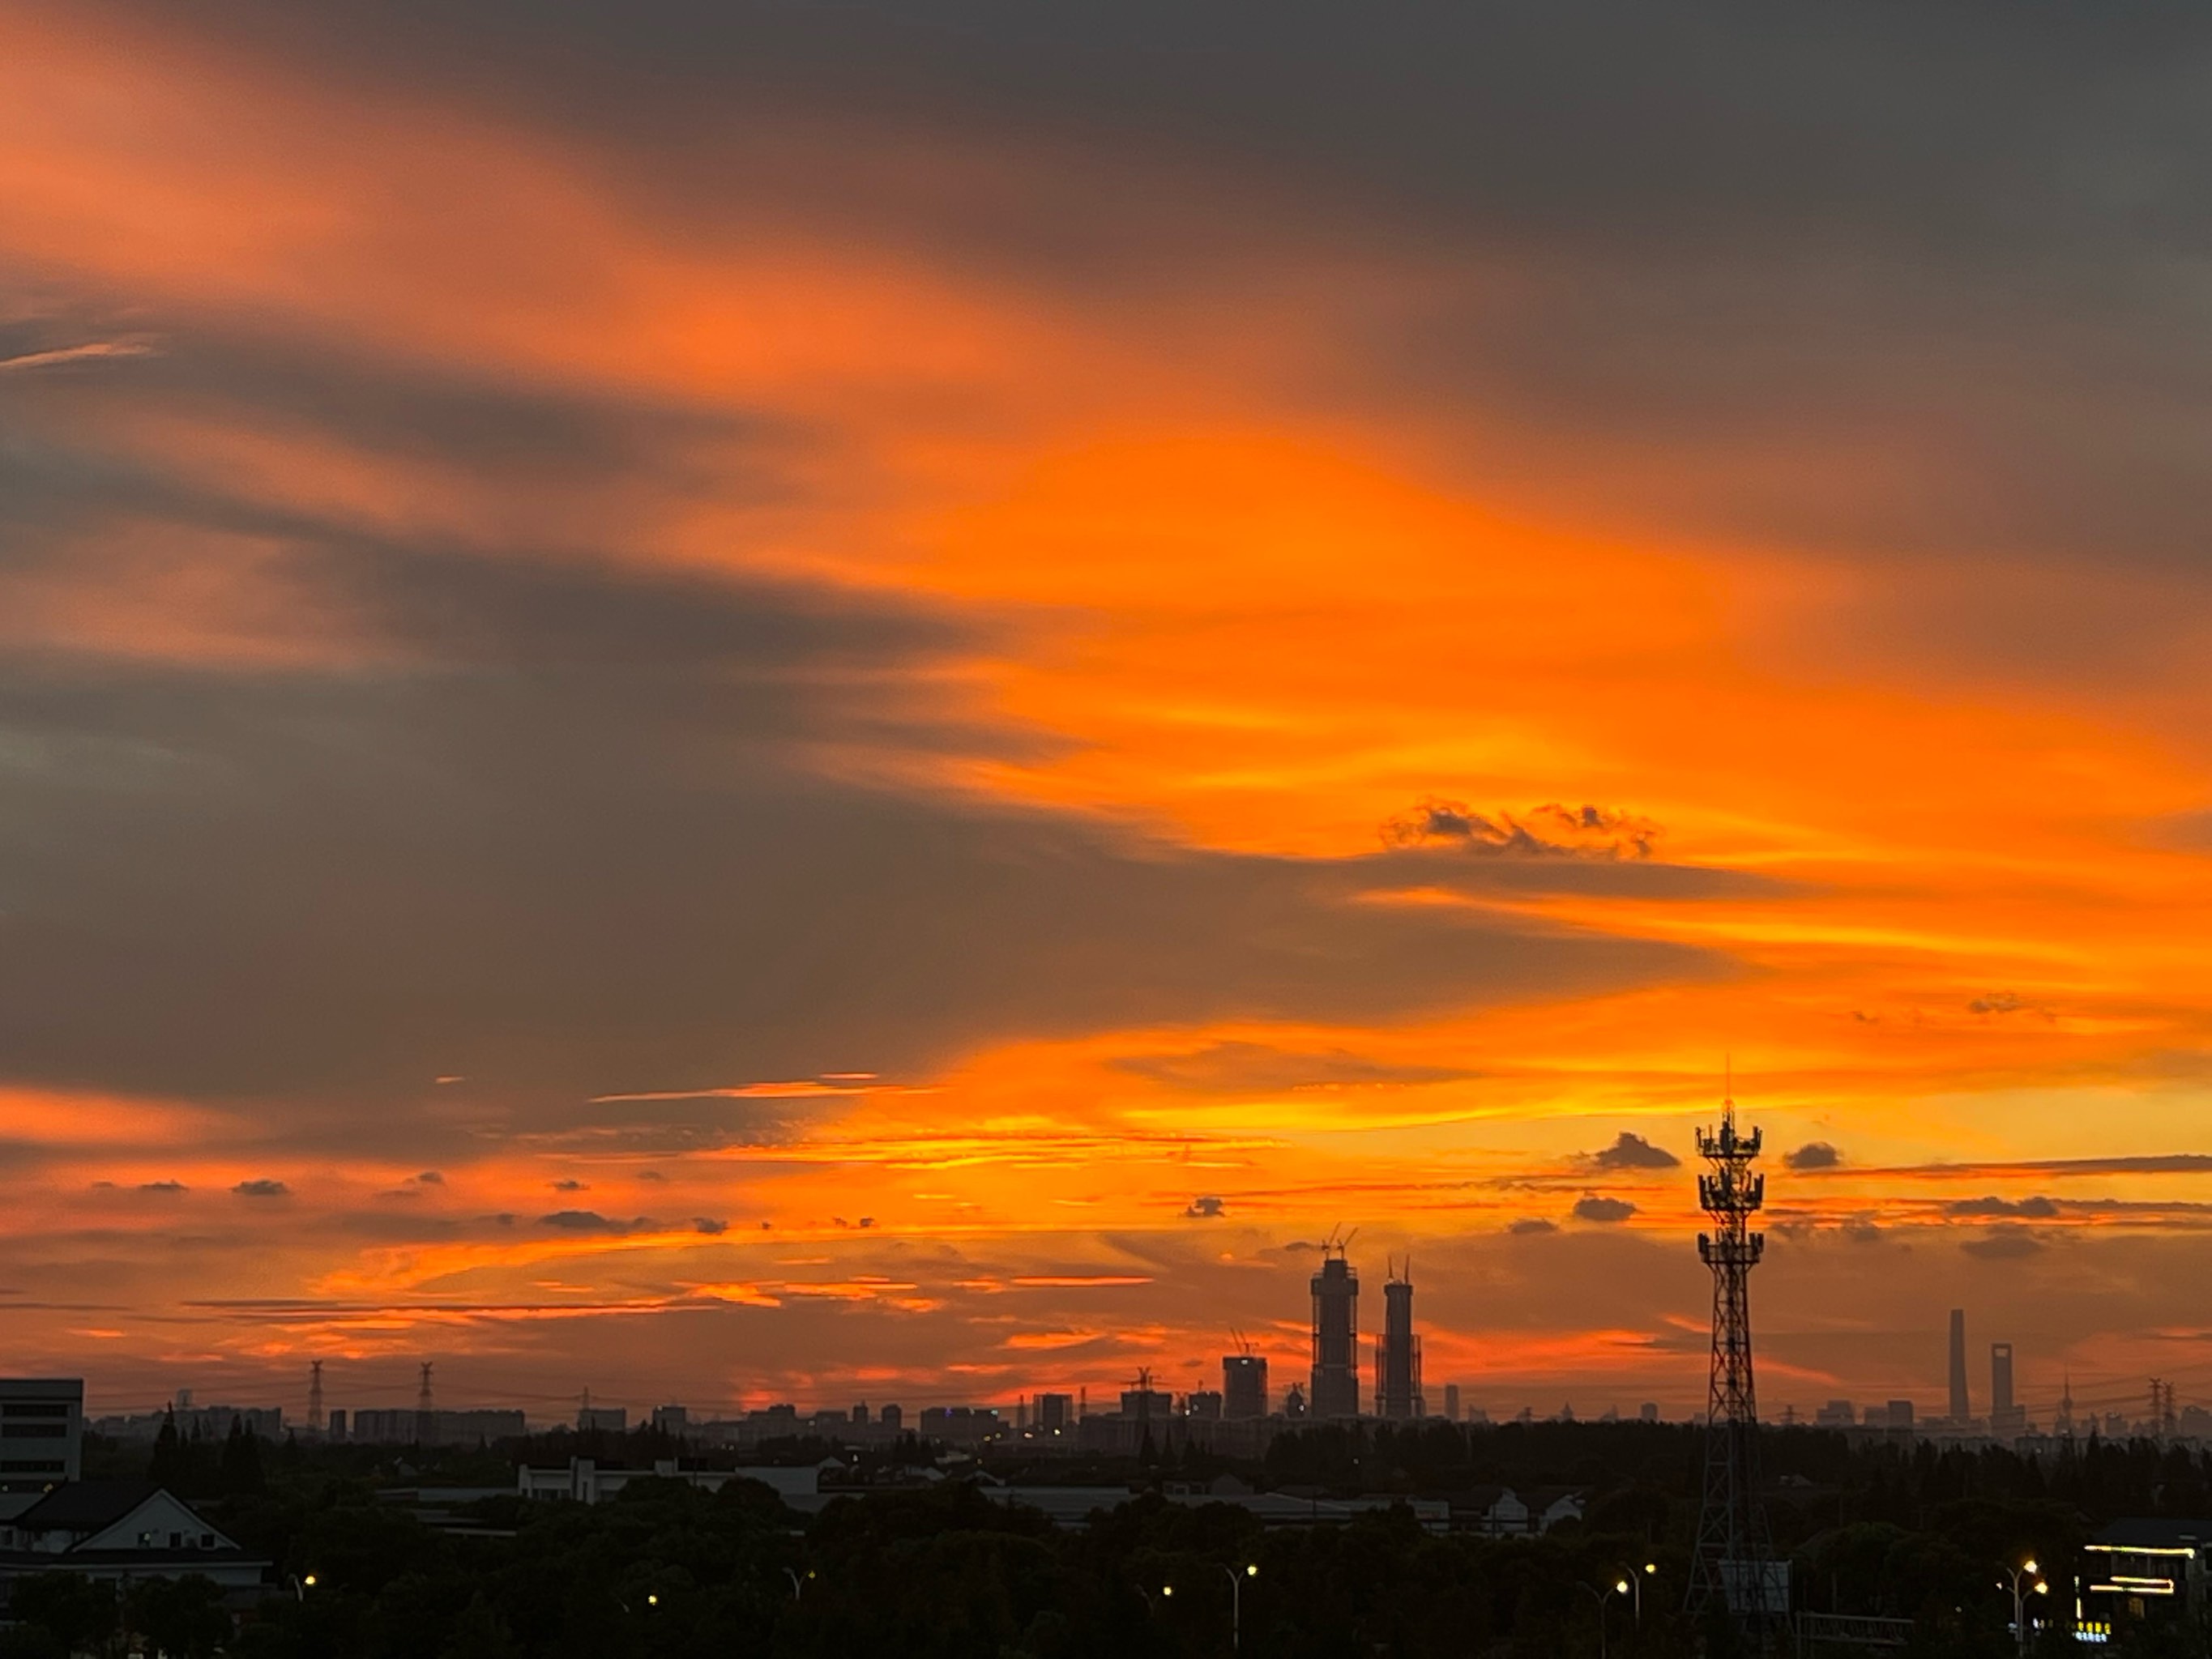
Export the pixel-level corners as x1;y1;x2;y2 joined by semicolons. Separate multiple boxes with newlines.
415;1362;435;1446
308;1360;324;1433
1685;1083;1787;1651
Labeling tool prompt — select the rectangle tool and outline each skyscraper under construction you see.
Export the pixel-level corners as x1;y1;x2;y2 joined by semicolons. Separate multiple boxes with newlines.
1376;1261;1423;1420
1223;1352;1269;1420
1309;1243;1360;1418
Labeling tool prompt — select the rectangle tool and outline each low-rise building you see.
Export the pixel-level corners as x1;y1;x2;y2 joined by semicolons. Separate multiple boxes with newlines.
515;1456;841;1515
0;1380;83;1495
0;1482;270;1610
2082;1517;2212;1636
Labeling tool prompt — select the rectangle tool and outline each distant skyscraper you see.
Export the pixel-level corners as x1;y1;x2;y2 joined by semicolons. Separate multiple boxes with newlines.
1309;1245;1360;1418
307;1360;324;1433
1990;1342;2022;1433
1036;1392;1073;1433
1376;1262;1422;1420
1444;1383;1461;1422
1947;1309;1969;1422
1223;1354;1268;1421
880;1403;903;1432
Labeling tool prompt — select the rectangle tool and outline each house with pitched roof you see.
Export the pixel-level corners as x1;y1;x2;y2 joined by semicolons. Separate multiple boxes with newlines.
0;1482;271;1609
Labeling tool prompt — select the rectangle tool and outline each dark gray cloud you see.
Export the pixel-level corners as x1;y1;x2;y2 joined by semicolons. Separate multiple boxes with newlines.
0;481;1724;1149
538;1210;646;1233
1384;800;1659;860
1181;1196;1226;1221
1572;1195;1636;1224
108;0;2212;611
1949;1196;2061;1220
1785;1141;1842;1171
1507;1218;1557;1236
1582;1132;1680;1172
232;1179;289;1198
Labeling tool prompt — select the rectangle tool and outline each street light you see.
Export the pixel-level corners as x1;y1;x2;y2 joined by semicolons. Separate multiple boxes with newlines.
783;1567;814;1601
1223;1563;1259;1651
1577;1580;1624;1659
2001;1559;2045;1657
1622;1563;1655;1625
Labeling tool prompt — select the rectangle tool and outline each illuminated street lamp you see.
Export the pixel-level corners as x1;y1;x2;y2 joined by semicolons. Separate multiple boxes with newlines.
1622;1561;1656;1624
2001;1559;2047;1657
1222;1563;1259;1650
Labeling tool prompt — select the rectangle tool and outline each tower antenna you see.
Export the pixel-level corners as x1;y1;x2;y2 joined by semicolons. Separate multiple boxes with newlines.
1685;1073;1786;1650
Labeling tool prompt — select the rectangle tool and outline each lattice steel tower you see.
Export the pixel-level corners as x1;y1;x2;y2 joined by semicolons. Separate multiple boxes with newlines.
1686;1086;1784;1647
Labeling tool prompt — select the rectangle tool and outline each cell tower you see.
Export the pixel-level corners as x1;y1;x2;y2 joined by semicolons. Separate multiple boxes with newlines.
1686;1081;1787;1647
414;1362;435;1447
307;1360;324;1433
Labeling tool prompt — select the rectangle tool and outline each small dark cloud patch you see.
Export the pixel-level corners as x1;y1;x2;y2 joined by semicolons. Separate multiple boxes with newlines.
1508;1217;1557;1235
538;1209;645;1233
490;1212;516;1227
1383;799;1659;859
1584;1131;1680;1171
690;1216;728;1235
1841;1217;1882;1243
1785;1141;1842;1171
137;1180;186;1193
413;1171;443;1185
1962;1226;2044;1260
1949;1195;2060;1218
551;1179;588;1192
1573;1194;1636;1223
1969;992;2025;1015
638;1170;667;1182
1182;1195;1227;1220
233;1179;289;1198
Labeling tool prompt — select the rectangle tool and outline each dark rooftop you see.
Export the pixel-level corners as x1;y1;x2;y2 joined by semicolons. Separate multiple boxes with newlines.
11;1481;163;1533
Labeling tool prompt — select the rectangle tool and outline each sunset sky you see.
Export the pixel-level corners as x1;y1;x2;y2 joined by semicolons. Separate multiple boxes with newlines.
7;2;2212;1429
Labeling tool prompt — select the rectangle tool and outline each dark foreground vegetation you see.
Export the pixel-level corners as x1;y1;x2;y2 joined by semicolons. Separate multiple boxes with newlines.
5;1419;2211;1656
